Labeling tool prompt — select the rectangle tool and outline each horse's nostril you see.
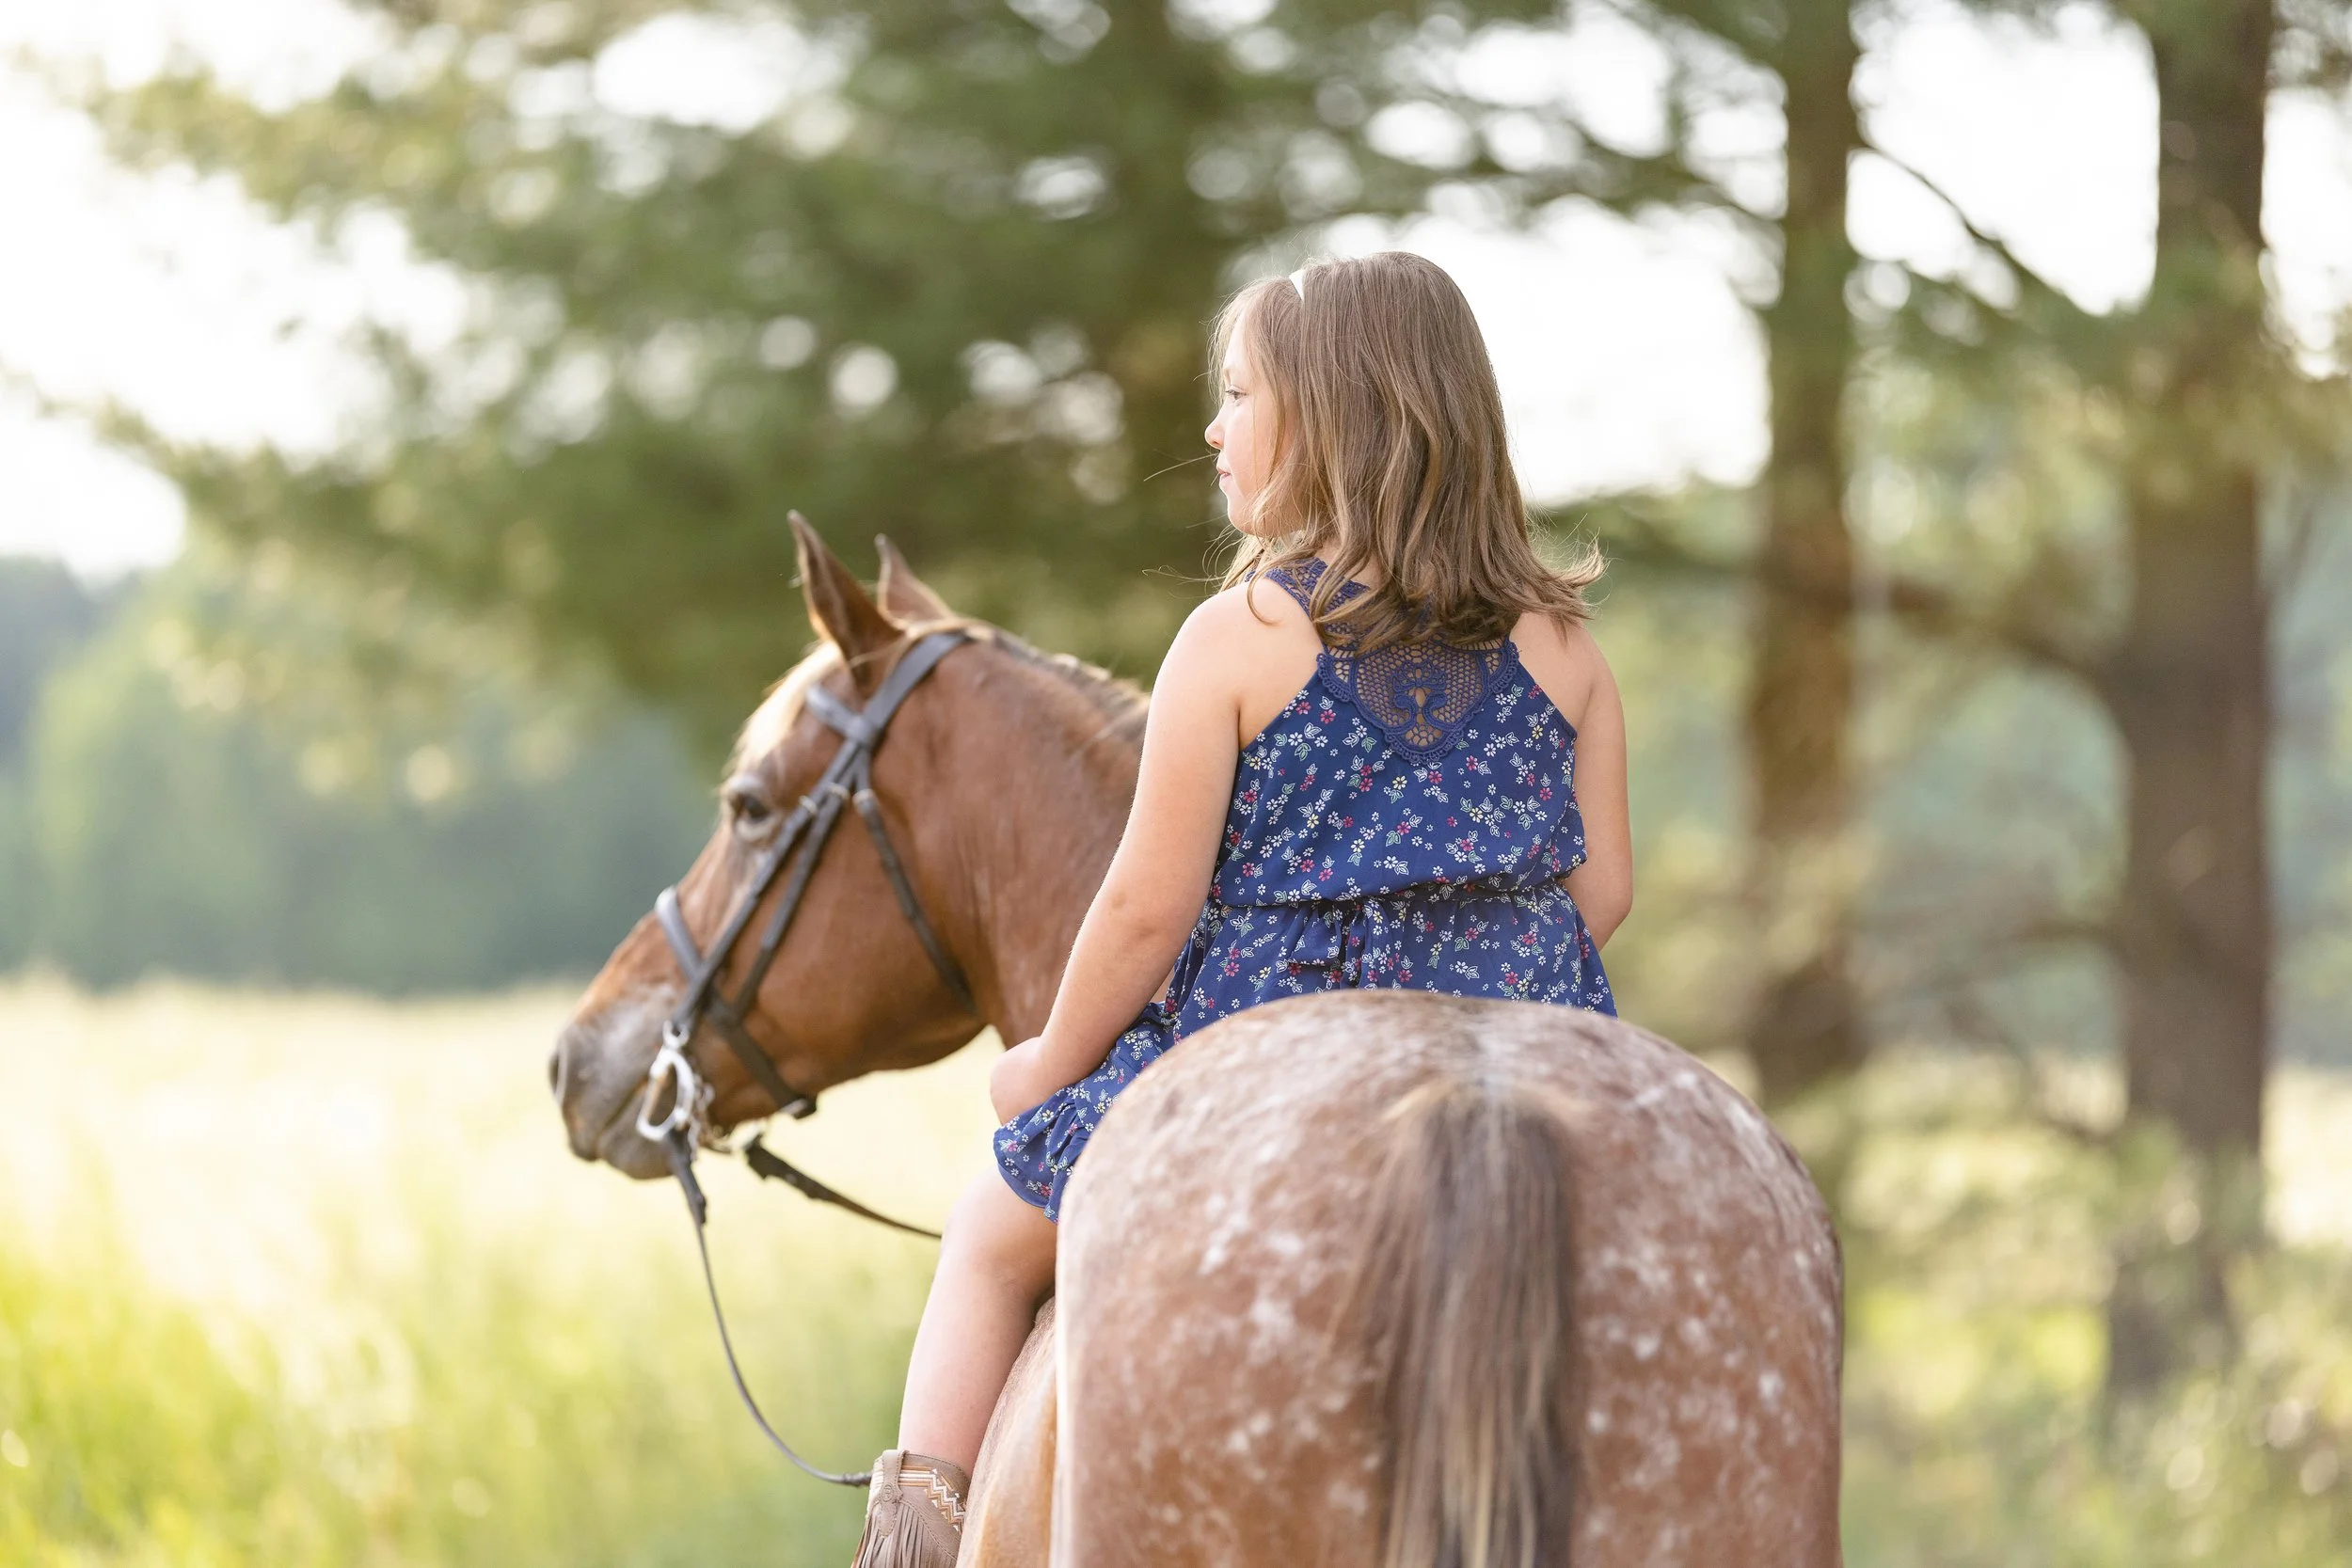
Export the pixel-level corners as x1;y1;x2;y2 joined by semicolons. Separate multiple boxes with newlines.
548;1041;567;1102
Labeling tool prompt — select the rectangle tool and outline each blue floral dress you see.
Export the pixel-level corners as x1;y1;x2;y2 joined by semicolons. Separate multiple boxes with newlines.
995;560;1616;1219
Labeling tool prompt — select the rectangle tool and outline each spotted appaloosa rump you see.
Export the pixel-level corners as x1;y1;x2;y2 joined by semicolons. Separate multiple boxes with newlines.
962;990;1844;1568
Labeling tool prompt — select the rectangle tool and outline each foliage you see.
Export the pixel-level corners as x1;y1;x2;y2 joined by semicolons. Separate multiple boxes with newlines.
1819;1046;2352;1564
0;560;119;971
76;0;1575;749
1592;356;2352;1070
56;0;2351;1077
4;553;713;991
1550;521;1756;1055
0;559;114;771
1845;356;2352;1073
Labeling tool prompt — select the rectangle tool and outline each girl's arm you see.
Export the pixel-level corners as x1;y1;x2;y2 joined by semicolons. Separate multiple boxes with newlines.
989;598;1248;1118
1561;641;1632;947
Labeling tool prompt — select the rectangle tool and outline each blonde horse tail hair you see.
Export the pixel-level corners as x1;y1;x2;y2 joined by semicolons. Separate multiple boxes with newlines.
1349;1071;1582;1568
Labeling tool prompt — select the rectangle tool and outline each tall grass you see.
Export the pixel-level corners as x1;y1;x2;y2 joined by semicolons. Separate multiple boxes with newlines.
1826;1049;2352;1566
1;981;2347;1564
0;979;992;1567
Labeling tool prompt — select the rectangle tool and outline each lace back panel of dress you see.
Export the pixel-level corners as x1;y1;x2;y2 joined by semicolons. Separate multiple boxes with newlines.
1268;562;1513;761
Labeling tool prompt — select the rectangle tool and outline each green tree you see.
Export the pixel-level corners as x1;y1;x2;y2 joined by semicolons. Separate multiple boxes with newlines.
2099;0;2290;1395
1854;0;2352;1390
20;559;713;990
0;558;116;968
0;557;109;770
84;0;1557;754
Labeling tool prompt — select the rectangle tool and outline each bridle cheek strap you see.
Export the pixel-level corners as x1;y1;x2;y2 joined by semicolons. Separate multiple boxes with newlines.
648;629;976;1132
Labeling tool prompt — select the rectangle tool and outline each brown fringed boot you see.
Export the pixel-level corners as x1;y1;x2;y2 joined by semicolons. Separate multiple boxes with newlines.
850;1449;971;1568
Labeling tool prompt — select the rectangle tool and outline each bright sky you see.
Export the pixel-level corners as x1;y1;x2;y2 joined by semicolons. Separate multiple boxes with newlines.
0;0;2345;579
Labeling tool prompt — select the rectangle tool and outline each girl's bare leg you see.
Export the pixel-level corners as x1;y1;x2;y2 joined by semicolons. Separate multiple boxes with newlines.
898;1167;1059;1471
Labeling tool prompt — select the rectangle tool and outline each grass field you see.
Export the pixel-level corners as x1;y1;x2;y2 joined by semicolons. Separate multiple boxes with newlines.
0;979;996;1567
2;980;2348;1566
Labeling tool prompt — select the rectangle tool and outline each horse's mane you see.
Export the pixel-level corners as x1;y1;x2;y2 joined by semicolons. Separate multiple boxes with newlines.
730;618;1148;775
963;622;1150;745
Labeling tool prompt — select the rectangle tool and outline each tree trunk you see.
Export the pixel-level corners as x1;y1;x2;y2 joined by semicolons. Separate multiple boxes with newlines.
2104;0;2275;1398
1747;0;1866;1106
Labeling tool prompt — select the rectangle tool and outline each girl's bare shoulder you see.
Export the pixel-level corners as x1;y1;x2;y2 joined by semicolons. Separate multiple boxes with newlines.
1200;574;1314;630
1178;578;1324;743
1178;575;1322;657
1508;610;1613;732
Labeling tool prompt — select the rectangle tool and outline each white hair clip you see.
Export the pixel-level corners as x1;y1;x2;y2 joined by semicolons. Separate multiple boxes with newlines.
1288;266;1310;302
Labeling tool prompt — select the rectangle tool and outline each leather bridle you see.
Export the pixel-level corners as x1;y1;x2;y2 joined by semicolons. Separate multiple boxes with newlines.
637;627;977;1147
631;627;979;1487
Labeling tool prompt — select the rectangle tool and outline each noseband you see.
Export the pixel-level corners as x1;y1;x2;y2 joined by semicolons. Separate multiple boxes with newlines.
632;627;977;1488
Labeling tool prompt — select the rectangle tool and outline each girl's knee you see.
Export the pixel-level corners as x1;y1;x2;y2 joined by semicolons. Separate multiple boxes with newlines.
943;1175;1057;1291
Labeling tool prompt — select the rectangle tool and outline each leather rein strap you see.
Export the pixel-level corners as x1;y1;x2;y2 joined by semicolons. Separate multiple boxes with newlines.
638;628;975;1488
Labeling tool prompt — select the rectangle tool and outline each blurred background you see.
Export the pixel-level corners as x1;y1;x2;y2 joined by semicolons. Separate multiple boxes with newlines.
1;0;2348;1562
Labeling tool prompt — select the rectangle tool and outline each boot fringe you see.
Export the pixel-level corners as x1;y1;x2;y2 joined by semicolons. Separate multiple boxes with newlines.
852;1499;946;1568
850;1450;969;1568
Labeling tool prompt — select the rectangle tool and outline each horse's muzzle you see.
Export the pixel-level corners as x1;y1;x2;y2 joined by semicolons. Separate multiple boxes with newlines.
550;986;682;1179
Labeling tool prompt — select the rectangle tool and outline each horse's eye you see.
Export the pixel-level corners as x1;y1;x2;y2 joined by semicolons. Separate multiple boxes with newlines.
725;783;775;832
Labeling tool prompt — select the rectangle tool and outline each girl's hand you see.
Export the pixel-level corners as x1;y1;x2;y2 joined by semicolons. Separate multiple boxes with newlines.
990;1036;1062;1123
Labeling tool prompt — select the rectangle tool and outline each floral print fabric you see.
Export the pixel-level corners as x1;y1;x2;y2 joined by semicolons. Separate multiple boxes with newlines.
996;561;1616;1219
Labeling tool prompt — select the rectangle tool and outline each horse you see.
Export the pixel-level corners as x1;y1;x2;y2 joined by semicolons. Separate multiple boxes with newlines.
550;518;1846;1566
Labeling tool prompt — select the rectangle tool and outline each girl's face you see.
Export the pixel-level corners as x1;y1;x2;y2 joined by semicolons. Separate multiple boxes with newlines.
1204;322;1279;535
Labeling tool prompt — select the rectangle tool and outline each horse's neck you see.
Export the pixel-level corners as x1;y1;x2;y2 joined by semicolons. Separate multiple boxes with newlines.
947;656;1143;1040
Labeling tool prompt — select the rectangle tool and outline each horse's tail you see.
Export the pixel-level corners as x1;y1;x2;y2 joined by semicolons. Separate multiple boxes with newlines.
1348;1071;1582;1568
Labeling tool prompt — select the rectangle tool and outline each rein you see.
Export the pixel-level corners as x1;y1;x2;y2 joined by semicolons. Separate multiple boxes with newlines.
635;628;975;1488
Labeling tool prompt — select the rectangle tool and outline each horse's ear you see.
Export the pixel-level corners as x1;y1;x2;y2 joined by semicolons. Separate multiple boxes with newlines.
875;535;952;625
789;511;898;690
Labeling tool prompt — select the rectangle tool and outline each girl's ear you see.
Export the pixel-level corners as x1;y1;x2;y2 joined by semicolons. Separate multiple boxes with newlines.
789;511;898;691
875;534;953;624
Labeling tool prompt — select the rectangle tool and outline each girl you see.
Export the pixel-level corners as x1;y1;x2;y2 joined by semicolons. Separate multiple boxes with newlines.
852;250;1631;1567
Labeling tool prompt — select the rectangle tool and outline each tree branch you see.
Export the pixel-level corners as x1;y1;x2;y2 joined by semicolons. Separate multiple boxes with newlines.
1855;134;2102;335
1939;984;2119;1150
1586;504;2113;693
1875;568;2112;698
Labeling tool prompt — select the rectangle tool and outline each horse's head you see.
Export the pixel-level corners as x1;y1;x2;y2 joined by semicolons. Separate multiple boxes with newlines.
549;516;995;1177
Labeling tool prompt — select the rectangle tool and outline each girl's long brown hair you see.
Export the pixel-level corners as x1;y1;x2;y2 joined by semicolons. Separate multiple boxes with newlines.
1213;251;1604;651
